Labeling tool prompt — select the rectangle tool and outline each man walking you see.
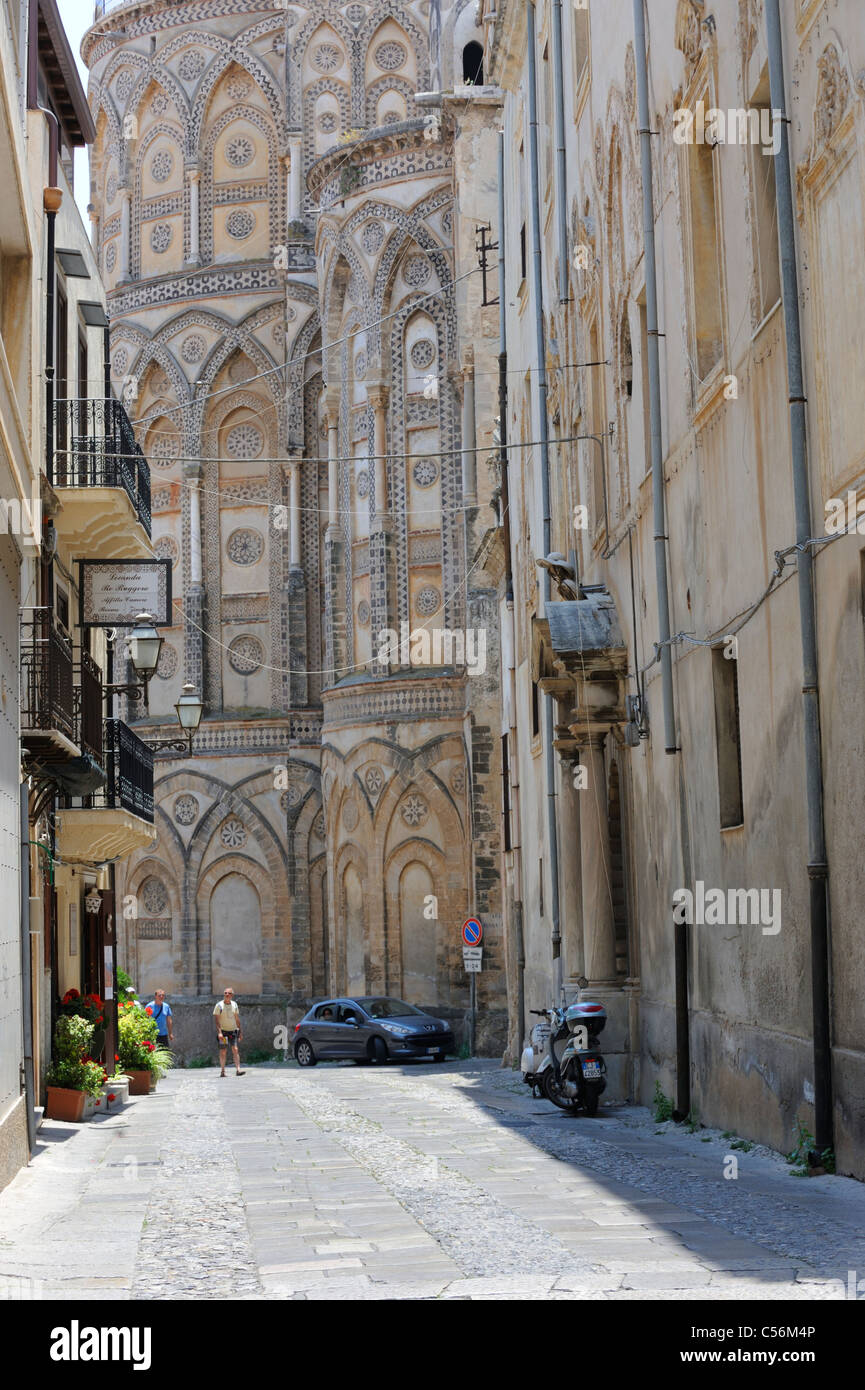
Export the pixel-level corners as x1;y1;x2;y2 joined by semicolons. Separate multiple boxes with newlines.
145;988;174;1049
213;987;245;1077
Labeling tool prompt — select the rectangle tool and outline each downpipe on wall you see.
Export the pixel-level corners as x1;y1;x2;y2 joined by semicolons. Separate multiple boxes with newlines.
765;0;833;1161
527;3;562;1005
632;0;689;1119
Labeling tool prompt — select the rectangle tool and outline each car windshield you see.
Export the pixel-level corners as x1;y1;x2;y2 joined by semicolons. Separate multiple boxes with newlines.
354;997;423;1019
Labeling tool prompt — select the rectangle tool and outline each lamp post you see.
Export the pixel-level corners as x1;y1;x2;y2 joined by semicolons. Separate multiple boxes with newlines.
104;613;164;700
144;684;204;756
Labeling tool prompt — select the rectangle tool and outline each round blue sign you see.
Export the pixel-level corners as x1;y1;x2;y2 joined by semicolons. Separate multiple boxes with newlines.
462;918;483;946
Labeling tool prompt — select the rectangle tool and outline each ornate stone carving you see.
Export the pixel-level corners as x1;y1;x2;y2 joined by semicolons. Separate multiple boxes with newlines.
225;135;255;168
181;334;206;363
150;223;173;254
178;50;206;82
374;41;407;71
412;457;439;488
356;599;370;626
156;643;177;680
342;795;359;830
356;469;369;498
226;209;256;240
675;0;710;79
219;816;247;848
312;43;342;73
354;351;367;379
361;220;384;253
364;765;384;796
140;877;167;915
227;528;264;565
154;535;179;566
226;423;263;459
151;149;173;183
404;254;431;287
401;794;428;826
173;794;198;826
226;73;252;100
415;586;441;616
410;338;436;369
112;347;128;375
450;768;466;795
228;635;264;674
815;45;850;150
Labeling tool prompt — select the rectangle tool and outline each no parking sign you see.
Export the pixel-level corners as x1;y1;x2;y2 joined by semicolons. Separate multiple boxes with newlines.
461;918;483;946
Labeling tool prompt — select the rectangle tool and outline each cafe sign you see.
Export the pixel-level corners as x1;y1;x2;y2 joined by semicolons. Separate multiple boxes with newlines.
79;559;173;627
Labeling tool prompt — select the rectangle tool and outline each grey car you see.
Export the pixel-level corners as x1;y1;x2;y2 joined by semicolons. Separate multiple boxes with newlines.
293;996;455;1066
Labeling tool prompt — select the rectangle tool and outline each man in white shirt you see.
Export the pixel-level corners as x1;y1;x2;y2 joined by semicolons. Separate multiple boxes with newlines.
213;987;245;1077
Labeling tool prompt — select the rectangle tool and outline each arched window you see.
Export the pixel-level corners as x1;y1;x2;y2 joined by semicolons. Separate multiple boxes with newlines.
463;41;484;85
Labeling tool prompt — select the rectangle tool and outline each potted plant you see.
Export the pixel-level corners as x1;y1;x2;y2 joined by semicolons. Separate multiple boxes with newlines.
59;988;107;1061
44;1015;108;1122
117;1000;174;1093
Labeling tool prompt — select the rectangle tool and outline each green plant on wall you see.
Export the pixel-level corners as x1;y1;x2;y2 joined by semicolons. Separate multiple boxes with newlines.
652;1080;674;1122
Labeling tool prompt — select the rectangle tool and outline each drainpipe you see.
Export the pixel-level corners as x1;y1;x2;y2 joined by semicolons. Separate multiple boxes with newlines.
633;0;689;1118
765;0;832;1160
28;3;62;488
551;0;570;304
19;785;35;1155
633;0;675;754
527;3;562;1004
498;129;524;1050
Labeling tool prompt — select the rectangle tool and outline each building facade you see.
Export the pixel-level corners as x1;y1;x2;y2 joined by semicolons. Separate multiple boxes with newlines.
484;0;865;1176
84;0;509;1052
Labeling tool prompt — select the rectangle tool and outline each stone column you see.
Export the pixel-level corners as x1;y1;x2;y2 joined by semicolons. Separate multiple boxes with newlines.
574;732;617;982
284;457;308;706
557;749;585;983
289;458;302;568
323;396;345;681
288;138;302;225
187;168;201;267
183;464;206;707
367;383;389;520
87;203;99;254
119;188;131;281
366;380;393;675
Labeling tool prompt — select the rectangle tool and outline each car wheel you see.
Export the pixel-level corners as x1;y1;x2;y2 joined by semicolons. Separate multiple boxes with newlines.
369;1036;388;1065
294;1038;316;1067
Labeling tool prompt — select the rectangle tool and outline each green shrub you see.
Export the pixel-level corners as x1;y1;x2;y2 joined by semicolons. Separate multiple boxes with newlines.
46;1015;106;1098
185;1054;215;1069
245;1048;277;1064
652;1080;674;1122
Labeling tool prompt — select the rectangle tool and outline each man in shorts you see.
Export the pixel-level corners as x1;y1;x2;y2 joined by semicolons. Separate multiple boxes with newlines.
213;987;245;1077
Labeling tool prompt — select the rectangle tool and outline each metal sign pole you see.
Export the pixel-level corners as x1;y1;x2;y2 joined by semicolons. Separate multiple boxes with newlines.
469;971;476;1057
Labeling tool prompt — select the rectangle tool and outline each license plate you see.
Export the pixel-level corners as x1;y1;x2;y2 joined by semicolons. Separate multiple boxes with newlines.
581;1061;601;1079
427;1046;442;1054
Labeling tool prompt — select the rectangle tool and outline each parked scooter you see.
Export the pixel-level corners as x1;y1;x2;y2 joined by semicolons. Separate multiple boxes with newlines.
521;1000;607;1115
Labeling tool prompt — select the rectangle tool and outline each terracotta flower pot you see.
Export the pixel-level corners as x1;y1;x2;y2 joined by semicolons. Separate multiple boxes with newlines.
44;1087;87;1122
124;1069;151;1096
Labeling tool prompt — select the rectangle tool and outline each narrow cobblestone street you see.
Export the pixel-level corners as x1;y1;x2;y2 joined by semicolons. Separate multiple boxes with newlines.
2;1062;863;1302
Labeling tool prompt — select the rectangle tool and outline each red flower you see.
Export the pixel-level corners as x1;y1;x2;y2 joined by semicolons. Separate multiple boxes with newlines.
108;1093;116;1102
115;1054;120;1061
145;1007;153;1015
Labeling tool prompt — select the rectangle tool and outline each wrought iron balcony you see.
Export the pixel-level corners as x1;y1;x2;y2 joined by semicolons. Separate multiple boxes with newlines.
21;608;76;753
103;718;154;824
53;397;151;541
75;649;104;764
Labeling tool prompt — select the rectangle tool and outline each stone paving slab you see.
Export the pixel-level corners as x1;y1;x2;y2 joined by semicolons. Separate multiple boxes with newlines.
0;1061;860;1300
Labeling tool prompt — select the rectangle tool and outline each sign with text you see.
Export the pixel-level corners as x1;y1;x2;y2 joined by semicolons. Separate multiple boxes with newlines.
79;559;173;628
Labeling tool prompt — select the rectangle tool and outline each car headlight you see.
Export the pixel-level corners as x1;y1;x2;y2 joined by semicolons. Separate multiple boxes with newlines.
381;1022;411;1036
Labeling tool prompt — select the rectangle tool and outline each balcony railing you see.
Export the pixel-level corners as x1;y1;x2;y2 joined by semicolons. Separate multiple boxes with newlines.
103;718;154;823
53;398;152;537
21;609;75;744
75;650;104;764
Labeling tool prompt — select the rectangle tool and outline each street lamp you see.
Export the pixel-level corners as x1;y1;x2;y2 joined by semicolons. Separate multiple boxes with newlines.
84;887;101;916
105;613;164;699
145;684;204;755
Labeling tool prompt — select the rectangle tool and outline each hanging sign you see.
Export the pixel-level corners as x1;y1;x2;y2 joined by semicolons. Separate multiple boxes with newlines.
79;559;173;627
